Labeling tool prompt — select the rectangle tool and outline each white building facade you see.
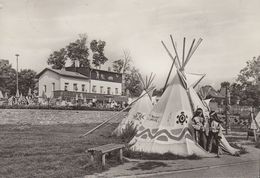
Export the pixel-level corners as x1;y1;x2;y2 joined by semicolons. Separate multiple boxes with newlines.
37;67;126;103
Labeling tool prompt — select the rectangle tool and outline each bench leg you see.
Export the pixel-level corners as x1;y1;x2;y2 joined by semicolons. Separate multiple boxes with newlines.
119;148;123;162
102;154;106;167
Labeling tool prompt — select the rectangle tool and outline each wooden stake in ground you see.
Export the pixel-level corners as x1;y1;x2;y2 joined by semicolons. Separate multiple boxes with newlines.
80;88;154;137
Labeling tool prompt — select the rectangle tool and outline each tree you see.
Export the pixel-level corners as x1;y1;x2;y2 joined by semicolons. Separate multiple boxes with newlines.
112;50;141;96
229;83;243;105
90;40;108;68
112;59;124;73
47;34;91;69
0;62;16;95
112;50;132;73
67;34;90;67
228;55;260;107
18;69;37;96
124;67;142;97
237;56;260;85
47;48;67;69
220;81;230;88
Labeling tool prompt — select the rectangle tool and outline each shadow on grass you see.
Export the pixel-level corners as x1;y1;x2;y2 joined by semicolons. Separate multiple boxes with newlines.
255;136;260;149
124;149;201;160
83;151;124;175
129;161;170;171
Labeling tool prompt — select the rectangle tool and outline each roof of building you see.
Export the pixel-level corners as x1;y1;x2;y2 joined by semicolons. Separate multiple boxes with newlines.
65;67;122;83
36;68;89;79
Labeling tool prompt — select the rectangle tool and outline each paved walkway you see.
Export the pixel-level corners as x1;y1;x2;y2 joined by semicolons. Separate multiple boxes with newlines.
87;145;260;178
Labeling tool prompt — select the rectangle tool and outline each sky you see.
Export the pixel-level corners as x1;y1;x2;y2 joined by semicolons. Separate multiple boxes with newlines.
0;0;260;89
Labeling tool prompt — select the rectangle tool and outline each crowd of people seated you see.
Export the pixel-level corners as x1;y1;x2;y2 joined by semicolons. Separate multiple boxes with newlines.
1;94;128;111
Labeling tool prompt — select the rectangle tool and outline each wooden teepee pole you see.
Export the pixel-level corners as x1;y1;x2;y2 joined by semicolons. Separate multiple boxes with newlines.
182;37;186;67
163;60;175;92
138;73;146;90
170;35;181;69
161;41;178;69
182;39;195;70
147;73;153;88
183;38;203;69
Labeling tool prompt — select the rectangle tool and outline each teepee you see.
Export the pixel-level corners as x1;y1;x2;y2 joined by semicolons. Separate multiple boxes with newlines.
130;36;213;157
253;111;260;130
130;35;239;157
0;90;3;99
113;73;155;136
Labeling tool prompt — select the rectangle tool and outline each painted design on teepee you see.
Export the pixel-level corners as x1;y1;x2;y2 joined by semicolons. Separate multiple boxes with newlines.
135;127;193;141
176;112;188;125
133;112;145;121
149;114;160;122
139;126;145;131
170;128;183;135
112;73;155;136
141;134;147;139
157;135;168;141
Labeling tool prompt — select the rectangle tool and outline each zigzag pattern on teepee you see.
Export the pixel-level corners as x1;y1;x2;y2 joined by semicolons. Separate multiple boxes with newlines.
113;73;155;136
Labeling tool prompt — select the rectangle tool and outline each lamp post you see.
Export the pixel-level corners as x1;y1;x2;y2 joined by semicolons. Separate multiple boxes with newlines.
15;54;19;97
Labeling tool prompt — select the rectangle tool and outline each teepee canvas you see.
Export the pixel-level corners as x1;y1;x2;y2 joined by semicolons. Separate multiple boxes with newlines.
130;71;211;156
113;73;155;136
0;90;3;99
253;112;260;130
130;35;238;157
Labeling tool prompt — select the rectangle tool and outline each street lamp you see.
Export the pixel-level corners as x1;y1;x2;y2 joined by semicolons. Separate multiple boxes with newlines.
15;54;19;97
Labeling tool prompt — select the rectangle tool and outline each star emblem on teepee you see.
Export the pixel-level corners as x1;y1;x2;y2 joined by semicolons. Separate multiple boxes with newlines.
176;112;188;125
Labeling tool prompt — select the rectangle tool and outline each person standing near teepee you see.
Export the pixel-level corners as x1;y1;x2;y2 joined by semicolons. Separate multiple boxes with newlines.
192;108;207;150
208;111;222;157
249;107;259;142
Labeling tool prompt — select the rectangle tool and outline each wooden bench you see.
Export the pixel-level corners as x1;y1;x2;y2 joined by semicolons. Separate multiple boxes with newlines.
87;143;125;167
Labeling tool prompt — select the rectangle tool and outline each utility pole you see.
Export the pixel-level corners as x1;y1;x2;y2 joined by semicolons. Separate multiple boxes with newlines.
225;86;229;135
15;54;19;97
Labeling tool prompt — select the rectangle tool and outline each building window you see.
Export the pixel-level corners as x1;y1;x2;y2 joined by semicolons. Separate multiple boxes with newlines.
92;85;96;93
82;84;85;92
64;83;69;91
100;86;103;94
73;83;78;91
43;85;47;92
52;83;55;91
107;87;111;95
115;88;118;95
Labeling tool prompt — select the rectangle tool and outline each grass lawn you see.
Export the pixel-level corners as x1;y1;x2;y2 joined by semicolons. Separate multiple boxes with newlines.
0;123;122;178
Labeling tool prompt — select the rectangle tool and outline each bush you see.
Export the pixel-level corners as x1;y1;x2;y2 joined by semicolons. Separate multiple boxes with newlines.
120;122;138;143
